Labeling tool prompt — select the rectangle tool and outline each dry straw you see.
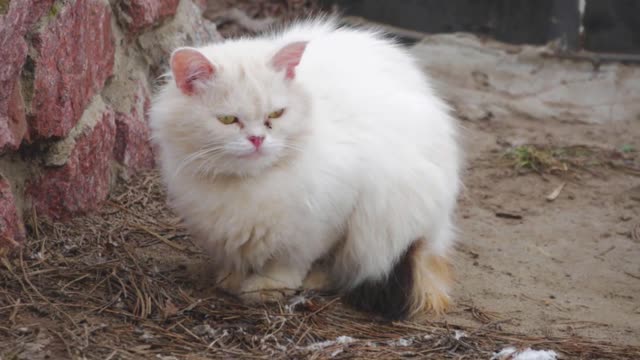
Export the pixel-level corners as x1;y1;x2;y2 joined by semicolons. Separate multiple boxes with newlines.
1;171;638;359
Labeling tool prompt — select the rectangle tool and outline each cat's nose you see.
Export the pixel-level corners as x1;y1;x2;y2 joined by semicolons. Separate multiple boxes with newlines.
247;135;264;149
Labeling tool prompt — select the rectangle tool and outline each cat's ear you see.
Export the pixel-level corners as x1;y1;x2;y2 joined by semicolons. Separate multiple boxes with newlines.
170;47;215;95
271;41;308;80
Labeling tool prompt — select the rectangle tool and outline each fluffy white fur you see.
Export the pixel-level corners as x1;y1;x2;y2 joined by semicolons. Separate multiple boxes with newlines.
150;18;461;316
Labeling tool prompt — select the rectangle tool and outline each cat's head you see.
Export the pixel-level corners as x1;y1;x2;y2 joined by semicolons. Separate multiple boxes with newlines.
158;41;312;178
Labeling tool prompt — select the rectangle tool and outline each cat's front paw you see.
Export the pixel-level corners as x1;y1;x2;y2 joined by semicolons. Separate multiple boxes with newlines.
216;270;245;293
239;274;296;303
302;268;330;291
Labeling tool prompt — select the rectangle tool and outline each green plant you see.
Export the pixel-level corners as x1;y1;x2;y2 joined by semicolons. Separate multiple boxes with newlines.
507;145;557;172
620;144;636;153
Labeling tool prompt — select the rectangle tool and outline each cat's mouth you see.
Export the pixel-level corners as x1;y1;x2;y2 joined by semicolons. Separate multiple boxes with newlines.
238;149;264;159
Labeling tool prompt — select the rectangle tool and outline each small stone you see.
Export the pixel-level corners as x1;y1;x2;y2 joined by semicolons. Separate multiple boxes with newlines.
140;330;155;341
191;324;215;337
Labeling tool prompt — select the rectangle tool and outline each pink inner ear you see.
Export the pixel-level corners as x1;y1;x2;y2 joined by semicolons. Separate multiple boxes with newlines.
271;41;308;80
170;48;215;95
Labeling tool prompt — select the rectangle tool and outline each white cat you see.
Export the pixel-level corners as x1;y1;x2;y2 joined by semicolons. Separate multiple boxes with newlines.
150;18;461;320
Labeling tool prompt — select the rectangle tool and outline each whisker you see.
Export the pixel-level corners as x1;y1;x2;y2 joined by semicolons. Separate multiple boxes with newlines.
172;145;226;179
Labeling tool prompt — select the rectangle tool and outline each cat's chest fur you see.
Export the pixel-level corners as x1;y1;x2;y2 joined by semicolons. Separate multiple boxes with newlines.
169;148;358;269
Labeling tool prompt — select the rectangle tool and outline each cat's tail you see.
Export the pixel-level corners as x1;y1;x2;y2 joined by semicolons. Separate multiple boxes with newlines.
343;238;453;320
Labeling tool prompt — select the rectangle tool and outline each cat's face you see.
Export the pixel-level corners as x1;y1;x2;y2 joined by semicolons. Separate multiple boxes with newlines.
165;42;311;177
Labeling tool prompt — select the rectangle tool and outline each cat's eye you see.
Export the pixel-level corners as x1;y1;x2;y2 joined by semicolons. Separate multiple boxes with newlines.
268;109;285;119
217;115;238;125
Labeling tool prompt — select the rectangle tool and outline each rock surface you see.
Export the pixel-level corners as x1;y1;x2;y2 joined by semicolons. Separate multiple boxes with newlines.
27;101;117;221
116;0;180;34
0;176;25;254
138;0;222;76
0;0;54;152
30;0;115;139
114;82;155;171
0;0;220;232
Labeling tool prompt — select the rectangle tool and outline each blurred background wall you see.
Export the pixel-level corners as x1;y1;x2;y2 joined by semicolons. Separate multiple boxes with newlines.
324;0;640;53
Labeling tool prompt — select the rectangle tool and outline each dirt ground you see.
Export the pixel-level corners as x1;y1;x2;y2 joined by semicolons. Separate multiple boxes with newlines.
408;34;640;347
1;24;640;360
449;102;640;346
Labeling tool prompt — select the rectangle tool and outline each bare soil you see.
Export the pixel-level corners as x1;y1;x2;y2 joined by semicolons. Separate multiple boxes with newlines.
408;34;640;348
450;96;640;346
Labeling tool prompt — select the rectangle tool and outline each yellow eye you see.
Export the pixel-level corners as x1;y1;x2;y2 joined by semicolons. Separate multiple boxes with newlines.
268;109;285;119
217;115;238;125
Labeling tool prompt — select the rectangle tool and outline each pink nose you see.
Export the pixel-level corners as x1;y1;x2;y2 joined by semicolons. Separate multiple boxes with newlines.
248;135;264;148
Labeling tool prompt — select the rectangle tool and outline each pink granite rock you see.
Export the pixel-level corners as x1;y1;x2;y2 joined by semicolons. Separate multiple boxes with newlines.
27;108;117;221
114;83;155;170
117;0;180;34
0;0;53;151
29;0;115;139
1;81;28;152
